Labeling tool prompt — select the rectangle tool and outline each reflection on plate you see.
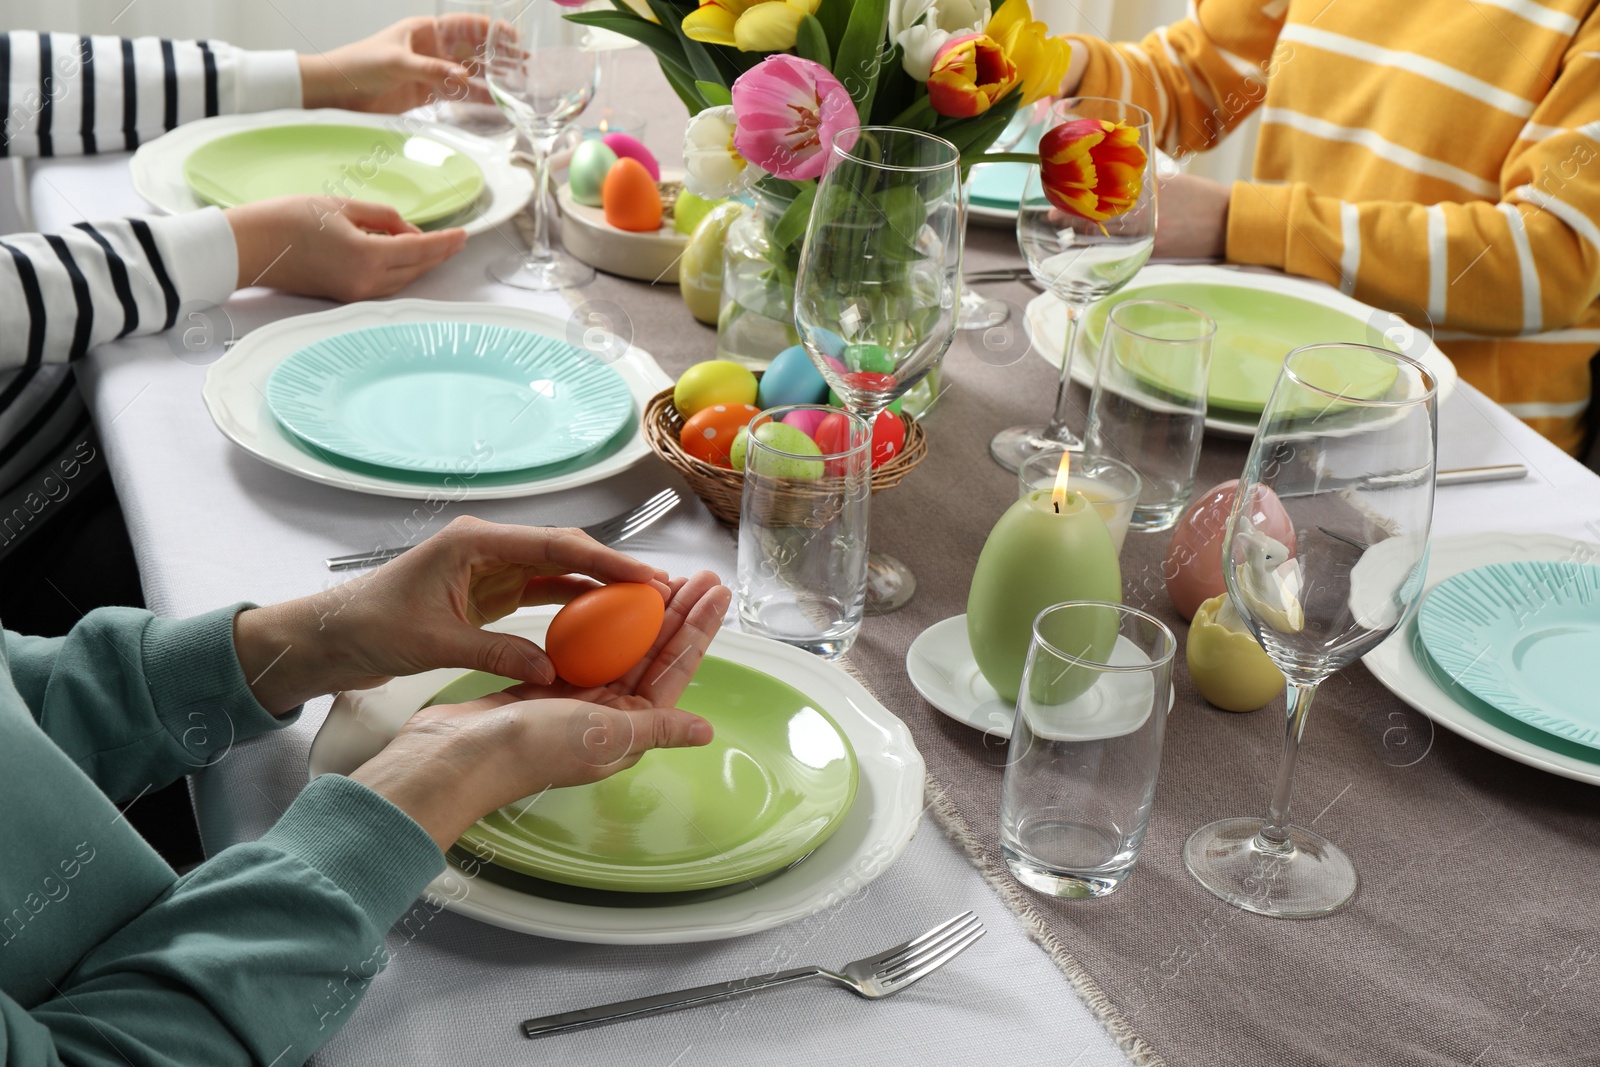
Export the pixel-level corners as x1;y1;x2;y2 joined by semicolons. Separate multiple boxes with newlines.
1024;265;1458;438
1364;534;1600;785
204;300;665;500
266;322;634;475
1417;561;1600;749
430;657;859;893
308;612;924;944
183;124;485;224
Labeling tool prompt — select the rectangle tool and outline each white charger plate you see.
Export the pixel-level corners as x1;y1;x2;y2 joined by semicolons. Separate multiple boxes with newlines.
202;299;668;500
308;611;925;944
131;108;533;238
1022;264;1459;438
1363;532;1600;786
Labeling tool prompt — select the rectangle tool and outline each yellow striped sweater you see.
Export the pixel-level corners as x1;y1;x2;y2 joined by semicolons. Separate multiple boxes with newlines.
1071;0;1600;454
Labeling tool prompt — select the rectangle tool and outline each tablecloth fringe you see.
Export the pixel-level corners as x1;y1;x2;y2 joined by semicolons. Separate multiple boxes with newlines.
920;773;1168;1067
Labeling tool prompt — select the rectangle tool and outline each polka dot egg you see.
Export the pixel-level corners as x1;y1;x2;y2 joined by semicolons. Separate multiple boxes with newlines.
680;403;761;468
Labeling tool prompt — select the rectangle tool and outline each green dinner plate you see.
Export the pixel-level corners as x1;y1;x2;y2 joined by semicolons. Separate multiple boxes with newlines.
1080;281;1400;414
183;124;485;225
265;322;635;475
432;656;860;893
1417;562;1600;750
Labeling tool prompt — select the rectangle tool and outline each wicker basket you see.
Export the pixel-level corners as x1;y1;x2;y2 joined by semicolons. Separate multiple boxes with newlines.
642;381;929;527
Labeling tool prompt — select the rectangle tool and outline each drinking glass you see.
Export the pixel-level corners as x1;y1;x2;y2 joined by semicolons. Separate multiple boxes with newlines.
1184;343;1438;918
991;98;1157;471
1084;299;1216;532
486;0;599;290
1017;449;1140;554
958;98;1050;332
795;126;963;612
430;0;516;147
1001;601;1177;898
735;405;872;658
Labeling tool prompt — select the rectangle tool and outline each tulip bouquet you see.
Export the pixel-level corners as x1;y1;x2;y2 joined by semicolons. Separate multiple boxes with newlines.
565;0;1079;245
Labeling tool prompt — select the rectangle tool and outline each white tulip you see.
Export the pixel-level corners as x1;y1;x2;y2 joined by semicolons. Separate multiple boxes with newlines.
888;0;991;81
682;105;763;199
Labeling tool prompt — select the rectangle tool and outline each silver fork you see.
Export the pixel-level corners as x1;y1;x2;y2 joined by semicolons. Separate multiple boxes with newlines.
521;911;985;1039
323;488;681;571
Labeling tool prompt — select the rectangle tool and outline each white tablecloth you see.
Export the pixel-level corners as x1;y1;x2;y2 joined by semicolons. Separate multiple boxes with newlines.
26;159;1140;1067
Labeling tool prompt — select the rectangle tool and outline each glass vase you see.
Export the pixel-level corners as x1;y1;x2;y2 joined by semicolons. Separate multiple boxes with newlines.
716;185;801;369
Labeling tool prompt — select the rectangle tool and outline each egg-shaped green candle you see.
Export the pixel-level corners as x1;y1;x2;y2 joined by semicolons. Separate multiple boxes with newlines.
966;488;1122;703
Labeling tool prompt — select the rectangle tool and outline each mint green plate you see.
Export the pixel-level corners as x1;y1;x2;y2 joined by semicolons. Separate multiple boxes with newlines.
1081;281;1399;414
430;657;860;893
1417;562;1600;750
265;322;634;475
182;124;484;225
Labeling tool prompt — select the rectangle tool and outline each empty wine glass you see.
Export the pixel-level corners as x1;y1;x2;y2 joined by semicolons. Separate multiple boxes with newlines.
990;97;1156;471
795;126;963;612
1183;343;1438;918
486;0;599;290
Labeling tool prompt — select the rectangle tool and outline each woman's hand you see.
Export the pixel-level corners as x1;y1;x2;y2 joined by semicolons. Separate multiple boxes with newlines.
227;196;467;302
348;573;730;850
232;516;728;716
299;16;486;114
1153;173;1231;260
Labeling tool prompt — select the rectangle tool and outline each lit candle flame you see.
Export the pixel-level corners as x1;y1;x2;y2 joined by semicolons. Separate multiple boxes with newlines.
1051;450;1071;513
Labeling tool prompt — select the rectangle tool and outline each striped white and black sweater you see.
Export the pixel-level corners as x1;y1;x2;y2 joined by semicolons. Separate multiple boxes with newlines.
0;30;301;506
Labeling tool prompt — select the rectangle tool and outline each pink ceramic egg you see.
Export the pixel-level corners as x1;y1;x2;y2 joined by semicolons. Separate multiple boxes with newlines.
781;408;828;439
1164;480;1296;620
601;133;660;181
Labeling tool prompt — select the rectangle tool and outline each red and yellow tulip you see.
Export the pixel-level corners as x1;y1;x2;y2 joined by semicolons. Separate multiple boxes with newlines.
1039;118;1148;224
926;33;1019;117
985;0;1071;106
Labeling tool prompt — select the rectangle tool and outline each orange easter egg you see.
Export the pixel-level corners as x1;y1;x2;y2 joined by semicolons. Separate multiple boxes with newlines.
602;157;663;233
546;582;666;688
680;402;760;467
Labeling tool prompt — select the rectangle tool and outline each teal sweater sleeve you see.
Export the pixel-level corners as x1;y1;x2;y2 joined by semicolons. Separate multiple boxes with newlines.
1;775;445;1066
6;605;294;802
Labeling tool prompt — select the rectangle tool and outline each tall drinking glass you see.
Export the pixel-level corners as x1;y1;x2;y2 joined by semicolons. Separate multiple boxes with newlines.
486;0;599;290
1183;343;1438;918
1084;299;1216;532
795;126;963;612
735;406;872;658
1001;601;1177;898
431;0;516;146
990;98;1156;471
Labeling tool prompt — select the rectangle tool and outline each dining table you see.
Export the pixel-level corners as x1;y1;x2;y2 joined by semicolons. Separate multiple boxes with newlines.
23;47;1600;1067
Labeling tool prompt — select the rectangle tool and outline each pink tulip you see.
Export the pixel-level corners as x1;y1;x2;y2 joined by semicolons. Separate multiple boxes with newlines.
731;55;860;181
551;0;590;7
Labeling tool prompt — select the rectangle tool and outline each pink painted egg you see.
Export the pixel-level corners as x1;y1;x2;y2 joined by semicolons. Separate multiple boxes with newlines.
781;408;828;439
601;133;660;181
1164;479;1296;620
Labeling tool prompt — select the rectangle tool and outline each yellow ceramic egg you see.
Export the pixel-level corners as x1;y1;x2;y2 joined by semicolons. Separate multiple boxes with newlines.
1186;594;1286;712
673;359;758;418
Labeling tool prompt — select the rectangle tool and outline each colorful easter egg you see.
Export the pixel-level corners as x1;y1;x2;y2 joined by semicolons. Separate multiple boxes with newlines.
601;132;660;181
674;360;758;417
569;139;617;207
758;345;829;408
602;157;663;232
680;402;761;467
546;583;666;687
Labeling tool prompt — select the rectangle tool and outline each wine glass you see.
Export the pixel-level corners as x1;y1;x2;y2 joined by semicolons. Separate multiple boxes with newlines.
989;98;1156;472
795;126;964;613
958;98;1049;332
486;0;599;290
1184;343;1438;918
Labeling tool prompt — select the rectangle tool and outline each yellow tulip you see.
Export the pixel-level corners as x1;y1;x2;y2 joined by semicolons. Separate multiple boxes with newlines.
619;0;660;22
984;0;1071;105
683;0;821;52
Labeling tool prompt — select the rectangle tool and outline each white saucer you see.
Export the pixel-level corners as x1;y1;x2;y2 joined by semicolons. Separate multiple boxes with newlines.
906;614;1017;738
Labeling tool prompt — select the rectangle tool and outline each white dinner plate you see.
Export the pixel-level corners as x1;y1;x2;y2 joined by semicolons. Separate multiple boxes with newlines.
1363;532;1600;786
202;299;668;500
1022;264;1459;438
131;108;533;238
308;611;925;944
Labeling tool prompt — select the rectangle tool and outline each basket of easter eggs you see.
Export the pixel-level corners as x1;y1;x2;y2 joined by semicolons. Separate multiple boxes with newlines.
644;349;928;527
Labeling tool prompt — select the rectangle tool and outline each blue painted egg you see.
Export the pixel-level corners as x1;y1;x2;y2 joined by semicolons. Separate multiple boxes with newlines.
758;345;829;408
